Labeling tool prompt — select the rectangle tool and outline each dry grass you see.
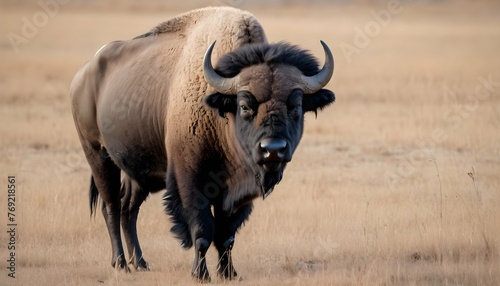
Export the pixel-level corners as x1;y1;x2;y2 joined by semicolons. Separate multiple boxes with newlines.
1;1;499;285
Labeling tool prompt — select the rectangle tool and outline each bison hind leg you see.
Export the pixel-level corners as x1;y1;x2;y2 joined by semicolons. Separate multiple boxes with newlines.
120;176;150;271
84;145;129;272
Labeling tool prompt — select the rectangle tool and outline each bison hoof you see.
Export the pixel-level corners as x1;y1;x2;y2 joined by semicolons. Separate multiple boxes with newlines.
219;271;238;280
134;258;150;271
113;256;131;273
218;268;238;280
192;271;211;283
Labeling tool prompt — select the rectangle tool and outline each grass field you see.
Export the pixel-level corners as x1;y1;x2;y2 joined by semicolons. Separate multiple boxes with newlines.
1;1;499;285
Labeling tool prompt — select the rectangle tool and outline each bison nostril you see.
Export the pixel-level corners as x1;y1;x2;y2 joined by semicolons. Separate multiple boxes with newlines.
259;144;267;153
278;147;287;156
259;138;287;159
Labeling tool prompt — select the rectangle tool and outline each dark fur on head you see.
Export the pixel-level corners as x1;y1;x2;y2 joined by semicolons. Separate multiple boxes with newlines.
215;42;322;77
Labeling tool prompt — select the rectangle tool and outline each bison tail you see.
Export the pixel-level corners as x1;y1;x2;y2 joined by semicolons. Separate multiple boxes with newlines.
163;189;193;249
89;175;99;218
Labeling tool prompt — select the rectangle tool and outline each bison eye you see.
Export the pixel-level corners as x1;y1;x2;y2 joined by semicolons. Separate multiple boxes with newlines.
287;89;303;120
290;107;301;121
288;103;299;111
287;103;302;121
239;102;254;120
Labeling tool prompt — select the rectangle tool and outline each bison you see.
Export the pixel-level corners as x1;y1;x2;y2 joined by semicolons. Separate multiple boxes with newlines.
70;7;335;281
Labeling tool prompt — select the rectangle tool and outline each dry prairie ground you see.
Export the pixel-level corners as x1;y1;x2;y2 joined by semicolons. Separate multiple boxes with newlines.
1;1;499;285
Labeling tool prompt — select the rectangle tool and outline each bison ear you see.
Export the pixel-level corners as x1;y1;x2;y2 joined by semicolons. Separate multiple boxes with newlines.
204;92;237;117
302;89;335;114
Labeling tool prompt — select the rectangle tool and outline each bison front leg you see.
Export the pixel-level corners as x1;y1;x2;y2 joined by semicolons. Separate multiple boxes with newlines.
215;236;236;280
192;237;211;282
214;203;253;280
189;202;215;282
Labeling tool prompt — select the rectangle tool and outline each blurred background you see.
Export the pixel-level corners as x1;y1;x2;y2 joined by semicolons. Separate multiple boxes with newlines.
1;0;499;285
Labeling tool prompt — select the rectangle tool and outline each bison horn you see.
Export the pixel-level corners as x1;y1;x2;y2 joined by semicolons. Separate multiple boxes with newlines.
203;41;239;95
301;40;334;94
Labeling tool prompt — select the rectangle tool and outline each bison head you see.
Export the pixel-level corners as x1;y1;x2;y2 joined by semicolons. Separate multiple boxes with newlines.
203;41;335;197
